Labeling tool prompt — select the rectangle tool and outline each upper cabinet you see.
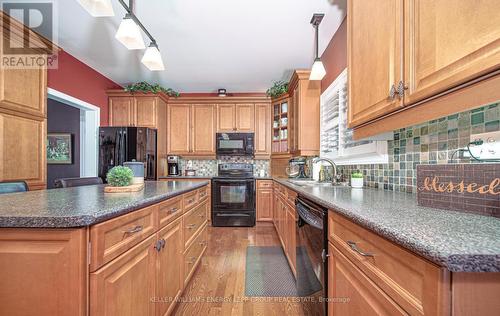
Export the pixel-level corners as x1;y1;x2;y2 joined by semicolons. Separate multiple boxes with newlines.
167;97;270;160
167;103;217;157
216;103;255;132
0;12;49;190
254;103;271;158
109;97;135;126
404;0;500;104
288;70;321;156
348;0;500;138
135;97;157;128
347;0;403;127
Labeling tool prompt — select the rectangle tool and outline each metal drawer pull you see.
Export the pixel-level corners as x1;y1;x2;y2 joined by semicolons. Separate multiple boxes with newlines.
198;213;205;218
199;241;206;246
188;256;196;264
123;225;143;234
200;192;207;197
347;241;374;257
187;198;195;204
186;224;197;229
169;207;179;213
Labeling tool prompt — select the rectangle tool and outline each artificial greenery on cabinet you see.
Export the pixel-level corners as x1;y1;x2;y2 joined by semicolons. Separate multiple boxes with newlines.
124;81;180;97
266;80;289;98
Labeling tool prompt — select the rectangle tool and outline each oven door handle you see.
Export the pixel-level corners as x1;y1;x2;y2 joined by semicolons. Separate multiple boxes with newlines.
214;179;254;183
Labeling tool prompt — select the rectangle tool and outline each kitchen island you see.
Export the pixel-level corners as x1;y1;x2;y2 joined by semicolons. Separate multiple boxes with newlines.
0;181;210;316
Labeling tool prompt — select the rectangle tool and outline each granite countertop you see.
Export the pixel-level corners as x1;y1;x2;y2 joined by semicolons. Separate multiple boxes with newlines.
275;178;500;273
159;176;273;180
0;181;208;228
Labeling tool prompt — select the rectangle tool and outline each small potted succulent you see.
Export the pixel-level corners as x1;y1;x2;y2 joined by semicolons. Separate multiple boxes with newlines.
106;166;133;187
350;171;364;188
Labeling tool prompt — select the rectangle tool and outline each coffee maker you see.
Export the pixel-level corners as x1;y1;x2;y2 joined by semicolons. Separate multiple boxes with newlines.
167;156;180;176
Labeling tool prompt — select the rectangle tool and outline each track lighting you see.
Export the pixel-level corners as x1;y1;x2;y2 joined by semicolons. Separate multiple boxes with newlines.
309;13;326;81
142;42;165;71
115;14;146;50
77;0;114;17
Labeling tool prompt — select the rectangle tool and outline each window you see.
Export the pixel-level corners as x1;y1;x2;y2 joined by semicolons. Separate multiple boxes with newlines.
320;69;391;165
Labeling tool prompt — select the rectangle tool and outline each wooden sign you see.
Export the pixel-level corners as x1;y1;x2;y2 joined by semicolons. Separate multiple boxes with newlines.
416;164;500;217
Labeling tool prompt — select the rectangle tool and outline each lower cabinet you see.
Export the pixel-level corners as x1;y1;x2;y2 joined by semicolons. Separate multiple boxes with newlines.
328;242;407;316
157;217;184;316
90;235;157;316
256;184;273;221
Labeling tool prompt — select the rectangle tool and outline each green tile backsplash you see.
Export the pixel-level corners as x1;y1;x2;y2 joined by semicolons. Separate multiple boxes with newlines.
337;102;500;194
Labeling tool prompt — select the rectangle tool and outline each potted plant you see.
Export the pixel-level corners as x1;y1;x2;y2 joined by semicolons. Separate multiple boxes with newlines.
106;166;133;187
351;171;364;188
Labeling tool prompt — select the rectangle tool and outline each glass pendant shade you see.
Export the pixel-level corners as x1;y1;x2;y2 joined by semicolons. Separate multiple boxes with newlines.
141;44;165;71
115;16;145;50
310;58;326;80
78;0;114;17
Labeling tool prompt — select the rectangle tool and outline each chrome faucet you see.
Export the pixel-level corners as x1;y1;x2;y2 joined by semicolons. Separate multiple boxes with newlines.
312;157;338;184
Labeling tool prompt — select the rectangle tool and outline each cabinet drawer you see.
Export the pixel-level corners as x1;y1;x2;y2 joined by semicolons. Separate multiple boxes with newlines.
328;212;448;316
198;186;209;201
329;242;407;316
90;205;157;272
257;180;273;188
183;201;208;249
184;190;199;211
158;196;183;228
286;188;297;207
184;224;208;284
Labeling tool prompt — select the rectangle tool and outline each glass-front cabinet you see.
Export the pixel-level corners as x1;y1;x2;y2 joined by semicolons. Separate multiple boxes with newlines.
272;94;290;154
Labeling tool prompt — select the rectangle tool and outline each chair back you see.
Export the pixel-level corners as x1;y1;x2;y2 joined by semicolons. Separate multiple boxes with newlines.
54;177;103;188
0;181;28;194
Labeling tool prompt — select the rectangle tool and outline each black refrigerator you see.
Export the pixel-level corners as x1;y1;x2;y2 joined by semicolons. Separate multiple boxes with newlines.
98;127;157;182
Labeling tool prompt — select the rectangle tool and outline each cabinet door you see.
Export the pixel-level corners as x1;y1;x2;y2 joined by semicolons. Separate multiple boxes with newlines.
217;104;235;131
328;242;407;316
167;104;191;155
157;218;183;316
136;97;157;128
192;104;216;155
290;87;299;153
90;235;156;316
348;0;403;128
286;208;296;273
0;229;86;316
0;113;46;189
254;103;271;157
0;67;47;118
404;0;500;104
109;97;135;126
235;104;254;131
256;188;272;221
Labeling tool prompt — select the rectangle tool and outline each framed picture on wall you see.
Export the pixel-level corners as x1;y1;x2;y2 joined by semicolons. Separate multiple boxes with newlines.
47;133;73;164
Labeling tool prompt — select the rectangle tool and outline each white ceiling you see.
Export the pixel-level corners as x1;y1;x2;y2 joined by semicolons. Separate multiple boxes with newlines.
55;0;346;92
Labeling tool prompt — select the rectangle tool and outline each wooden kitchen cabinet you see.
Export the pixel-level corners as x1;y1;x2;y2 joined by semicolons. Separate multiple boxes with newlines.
256;182;273;222
348;0;500;138
157;217;184;316
192;104;216;155
0;229;87;316
216;103;255;132
167;104;216;157
167;104;191;155
285;205;296;276
90;235;157;316
109;96;136;126
254;103;271;158
136;97;158;127
404;0;500;104
273;70;320;157
217;104;236;132
347;0;403;127
328;242;407;316
0;112;46;190
235;104;255;131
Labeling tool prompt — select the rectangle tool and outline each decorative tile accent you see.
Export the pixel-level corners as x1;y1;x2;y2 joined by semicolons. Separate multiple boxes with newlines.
337;102;500;194
178;157;270;177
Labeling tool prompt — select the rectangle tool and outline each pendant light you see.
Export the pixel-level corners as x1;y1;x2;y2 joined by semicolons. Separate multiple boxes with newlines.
115;14;146;50
77;0;114;17
141;42;165;71
309;13;326;81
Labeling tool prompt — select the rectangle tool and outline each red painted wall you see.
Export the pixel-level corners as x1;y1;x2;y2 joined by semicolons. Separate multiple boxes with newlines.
47;50;121;126
320;17;347;93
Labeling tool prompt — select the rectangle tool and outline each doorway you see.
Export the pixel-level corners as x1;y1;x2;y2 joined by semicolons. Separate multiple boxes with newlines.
47;88;100;185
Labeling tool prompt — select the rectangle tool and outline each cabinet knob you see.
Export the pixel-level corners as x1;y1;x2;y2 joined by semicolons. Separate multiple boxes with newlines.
389;84;397;100
397;80;408;97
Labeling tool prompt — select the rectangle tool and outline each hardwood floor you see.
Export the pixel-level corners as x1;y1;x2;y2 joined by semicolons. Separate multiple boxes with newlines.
172;223;310;316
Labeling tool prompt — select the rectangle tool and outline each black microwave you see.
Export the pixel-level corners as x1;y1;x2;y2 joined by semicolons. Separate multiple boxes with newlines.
216;133;254;157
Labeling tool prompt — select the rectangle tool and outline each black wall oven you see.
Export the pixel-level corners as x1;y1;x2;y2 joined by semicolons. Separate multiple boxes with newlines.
212;163;255;227
216;133;254;157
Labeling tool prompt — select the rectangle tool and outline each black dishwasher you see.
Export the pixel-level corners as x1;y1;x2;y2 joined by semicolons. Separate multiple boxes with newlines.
295;196;328;315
